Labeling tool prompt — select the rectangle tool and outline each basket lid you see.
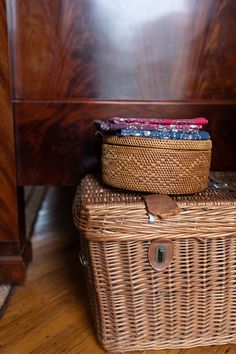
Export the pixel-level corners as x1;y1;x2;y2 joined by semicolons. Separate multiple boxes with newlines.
103;135;212;151
75;172;236;209
73;173;236;241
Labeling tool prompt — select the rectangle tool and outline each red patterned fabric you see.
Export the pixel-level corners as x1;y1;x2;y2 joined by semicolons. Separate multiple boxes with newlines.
95;120;202;132
111;117;208;126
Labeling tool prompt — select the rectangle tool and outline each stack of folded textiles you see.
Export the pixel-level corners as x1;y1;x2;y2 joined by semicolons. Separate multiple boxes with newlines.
95;117;210;140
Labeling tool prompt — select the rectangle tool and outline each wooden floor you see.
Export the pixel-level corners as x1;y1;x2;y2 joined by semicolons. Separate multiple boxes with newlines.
1;188;236;354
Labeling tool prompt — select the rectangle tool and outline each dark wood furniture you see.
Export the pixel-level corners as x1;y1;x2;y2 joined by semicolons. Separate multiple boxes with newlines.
0;0;31;284
1;0;236;283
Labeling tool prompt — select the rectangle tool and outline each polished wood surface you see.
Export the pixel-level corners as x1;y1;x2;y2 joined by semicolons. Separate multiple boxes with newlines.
15;101;236;184
0;0;30;284
0;188;236;353
7;0;236;184
0;0;18;245
9;0;236;100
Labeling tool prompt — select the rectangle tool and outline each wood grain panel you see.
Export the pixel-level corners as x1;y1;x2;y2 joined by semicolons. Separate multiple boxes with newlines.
0;0;31;284
15;101;236;185
0;0;18;242
9;0;236;100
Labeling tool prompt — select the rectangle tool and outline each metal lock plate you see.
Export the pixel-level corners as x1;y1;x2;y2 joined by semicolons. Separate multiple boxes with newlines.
148;239;173;271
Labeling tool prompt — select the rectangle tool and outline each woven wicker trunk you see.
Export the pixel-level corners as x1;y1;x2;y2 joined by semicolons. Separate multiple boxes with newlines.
73;172;236;353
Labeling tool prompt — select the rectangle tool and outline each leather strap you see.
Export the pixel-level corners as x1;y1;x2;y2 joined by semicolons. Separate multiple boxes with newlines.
143;194;179;220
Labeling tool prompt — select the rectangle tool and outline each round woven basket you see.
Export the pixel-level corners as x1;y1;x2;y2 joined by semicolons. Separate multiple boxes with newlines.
102;135;212;194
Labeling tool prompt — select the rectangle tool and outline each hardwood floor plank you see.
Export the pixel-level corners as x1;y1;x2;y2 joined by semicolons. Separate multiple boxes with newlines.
1;304;87;353
31;322;101;354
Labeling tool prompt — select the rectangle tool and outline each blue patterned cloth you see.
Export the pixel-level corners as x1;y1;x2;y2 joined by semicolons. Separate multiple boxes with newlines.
117;129;210;140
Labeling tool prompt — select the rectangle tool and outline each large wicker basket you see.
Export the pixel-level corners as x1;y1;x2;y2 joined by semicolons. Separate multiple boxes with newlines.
73;172;236;353
102;135;212;194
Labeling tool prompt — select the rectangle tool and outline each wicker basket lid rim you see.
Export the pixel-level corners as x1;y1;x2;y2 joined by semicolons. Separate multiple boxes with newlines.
103;135;212;151
76;173;236;211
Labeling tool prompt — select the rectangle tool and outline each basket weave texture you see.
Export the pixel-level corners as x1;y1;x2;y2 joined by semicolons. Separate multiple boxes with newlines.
73;172;236;353
102;135;212;194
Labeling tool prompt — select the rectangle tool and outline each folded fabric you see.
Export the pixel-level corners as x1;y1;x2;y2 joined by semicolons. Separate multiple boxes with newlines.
117;129;210;140
111;117;208;126
95;120;202;133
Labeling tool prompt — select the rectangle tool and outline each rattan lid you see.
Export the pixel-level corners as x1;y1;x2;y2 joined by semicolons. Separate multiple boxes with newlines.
73;173;236;242
103;135;212;151
75;173;236;210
